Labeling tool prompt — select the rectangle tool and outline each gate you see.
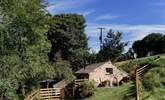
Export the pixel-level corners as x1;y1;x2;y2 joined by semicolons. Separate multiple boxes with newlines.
40;88;61;100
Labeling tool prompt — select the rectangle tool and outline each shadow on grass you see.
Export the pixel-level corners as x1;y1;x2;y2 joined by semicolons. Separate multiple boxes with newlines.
123;82;136;100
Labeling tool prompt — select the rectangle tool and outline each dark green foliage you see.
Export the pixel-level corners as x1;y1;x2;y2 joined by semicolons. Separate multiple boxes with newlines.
69;48;90;71
132;40;148;58
86;52;98;64
0;79;19;100
118;48;135;61
0;0;74;99
132;33;165;58
52;58;75;82
47;14;89;71
75;80;96;99
0;53;59;99
97;29;127;62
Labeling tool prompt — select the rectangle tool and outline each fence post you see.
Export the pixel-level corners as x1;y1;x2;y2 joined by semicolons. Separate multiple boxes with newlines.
72;80;76;97
135;69;140;100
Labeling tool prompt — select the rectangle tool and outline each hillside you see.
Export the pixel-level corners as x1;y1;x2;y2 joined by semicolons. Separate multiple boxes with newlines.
84;54;165;100
85;82;135;100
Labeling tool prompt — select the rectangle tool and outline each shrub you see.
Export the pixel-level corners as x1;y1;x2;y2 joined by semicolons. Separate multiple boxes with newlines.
75;80;96;98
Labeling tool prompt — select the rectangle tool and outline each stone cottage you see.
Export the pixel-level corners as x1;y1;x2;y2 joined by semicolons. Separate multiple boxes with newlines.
75;61;129;87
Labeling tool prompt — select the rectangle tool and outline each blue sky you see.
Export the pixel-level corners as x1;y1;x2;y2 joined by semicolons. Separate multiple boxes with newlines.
46;0;165;52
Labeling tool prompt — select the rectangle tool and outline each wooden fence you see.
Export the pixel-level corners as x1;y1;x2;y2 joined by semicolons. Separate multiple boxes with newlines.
40;88;61;100
135;58;160;100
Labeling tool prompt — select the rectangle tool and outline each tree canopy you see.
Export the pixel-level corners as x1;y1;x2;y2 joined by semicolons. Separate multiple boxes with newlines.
132;33;165;58
47;14;89;71
97;29;127;62
0;0;74;99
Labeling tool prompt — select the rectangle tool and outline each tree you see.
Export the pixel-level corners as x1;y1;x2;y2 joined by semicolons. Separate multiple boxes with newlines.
97;29;127;62
144;33;164;54
75;80;96;98
117;48;135;61
0;0;74;99
132;40;147;58
163;35;165;52
47;14;89;71
132;33;165;57
0;0;53;98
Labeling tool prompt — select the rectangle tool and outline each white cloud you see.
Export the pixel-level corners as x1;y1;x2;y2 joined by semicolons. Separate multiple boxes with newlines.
86;23;165;40
77;10;95;16
86;23;165;52
46;0;95;13
95;15;119;21
46;1;78;11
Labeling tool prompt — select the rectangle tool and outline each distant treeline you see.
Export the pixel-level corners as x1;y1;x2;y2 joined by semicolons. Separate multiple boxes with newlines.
132;33;165;58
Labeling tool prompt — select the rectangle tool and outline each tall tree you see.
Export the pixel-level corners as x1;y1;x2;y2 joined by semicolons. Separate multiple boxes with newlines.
132;40;147;58
97;29;127;62
47;14;89;70
132;33;165;57
0;0;74;99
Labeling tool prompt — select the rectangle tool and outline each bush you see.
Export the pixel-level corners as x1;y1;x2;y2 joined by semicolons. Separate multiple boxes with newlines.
75;80;96;98
140;58;165;99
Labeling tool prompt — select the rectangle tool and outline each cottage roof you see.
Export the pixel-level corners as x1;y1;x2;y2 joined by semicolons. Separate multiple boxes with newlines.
75;62;107;74
53;80;66;88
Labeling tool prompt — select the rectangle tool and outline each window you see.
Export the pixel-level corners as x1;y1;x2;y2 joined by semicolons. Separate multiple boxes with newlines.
106;68;113;74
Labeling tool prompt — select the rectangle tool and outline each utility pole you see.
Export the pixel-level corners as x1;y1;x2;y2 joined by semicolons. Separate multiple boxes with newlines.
97;27;105;50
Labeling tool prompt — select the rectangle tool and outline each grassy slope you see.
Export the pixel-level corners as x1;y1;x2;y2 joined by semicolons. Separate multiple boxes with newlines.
115;54;165;66
85;82;135;100
84;54;165;100
140;58;165;100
